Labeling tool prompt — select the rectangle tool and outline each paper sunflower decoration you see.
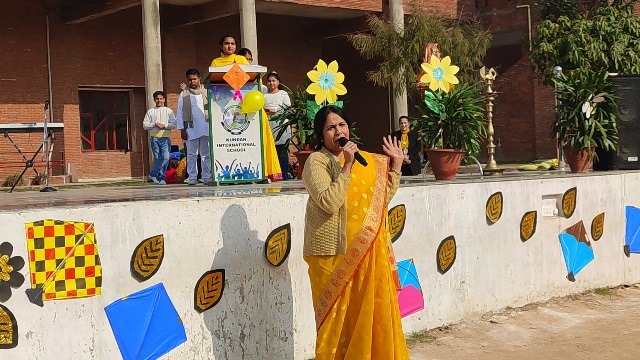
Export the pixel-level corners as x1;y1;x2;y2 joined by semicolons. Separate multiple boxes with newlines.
306;59;347;105
419;55;460;93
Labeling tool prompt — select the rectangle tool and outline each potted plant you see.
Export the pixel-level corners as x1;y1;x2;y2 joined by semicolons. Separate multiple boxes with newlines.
413;55;487;180
552;69;619;172
270;85;318;179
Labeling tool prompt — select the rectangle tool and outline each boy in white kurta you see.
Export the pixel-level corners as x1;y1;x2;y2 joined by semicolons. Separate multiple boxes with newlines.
176;68;212;185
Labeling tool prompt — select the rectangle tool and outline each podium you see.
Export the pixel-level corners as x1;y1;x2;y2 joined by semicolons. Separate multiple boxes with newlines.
206;65;268;185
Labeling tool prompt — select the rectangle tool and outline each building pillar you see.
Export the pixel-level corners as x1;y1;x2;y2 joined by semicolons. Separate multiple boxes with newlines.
239;0;258;63
141;0;163;108
388;0;407;131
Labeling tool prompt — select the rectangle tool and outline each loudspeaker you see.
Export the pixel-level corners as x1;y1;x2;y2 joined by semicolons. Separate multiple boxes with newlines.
594;75;640;170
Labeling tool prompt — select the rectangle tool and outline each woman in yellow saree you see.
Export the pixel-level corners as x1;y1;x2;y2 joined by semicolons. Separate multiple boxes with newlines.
210;35;282;181
302;105;409;359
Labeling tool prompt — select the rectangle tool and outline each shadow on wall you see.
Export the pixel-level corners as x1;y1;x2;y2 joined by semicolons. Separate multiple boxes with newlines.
205;204;294;360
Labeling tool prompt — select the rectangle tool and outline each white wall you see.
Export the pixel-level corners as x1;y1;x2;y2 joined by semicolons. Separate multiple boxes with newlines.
1;172;639;359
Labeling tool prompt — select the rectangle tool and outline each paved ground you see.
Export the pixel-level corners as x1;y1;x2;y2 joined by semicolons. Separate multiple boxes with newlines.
409;285;640;360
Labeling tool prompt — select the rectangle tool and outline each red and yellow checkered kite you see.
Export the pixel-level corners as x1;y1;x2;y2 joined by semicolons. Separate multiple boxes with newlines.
25;219;102;305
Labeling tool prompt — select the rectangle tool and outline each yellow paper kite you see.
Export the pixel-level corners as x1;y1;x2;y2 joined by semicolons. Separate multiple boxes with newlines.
25;219;102;305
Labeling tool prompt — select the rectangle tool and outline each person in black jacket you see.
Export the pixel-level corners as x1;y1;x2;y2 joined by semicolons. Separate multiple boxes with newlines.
391;116;422;176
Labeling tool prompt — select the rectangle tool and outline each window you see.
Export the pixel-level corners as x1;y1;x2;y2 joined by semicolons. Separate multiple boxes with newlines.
79;90;131;151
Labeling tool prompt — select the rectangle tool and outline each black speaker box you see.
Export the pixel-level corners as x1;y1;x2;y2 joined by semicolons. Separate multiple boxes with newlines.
594;75;640;170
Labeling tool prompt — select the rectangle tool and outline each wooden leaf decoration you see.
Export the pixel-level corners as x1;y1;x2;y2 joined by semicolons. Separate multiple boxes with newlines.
0;304;18;349
131;235;165;282
436;236;456;274
388;204;407;243
520;211;537;242
264;224;292;267
591;212;605;241
485;192;503;224
194;269;225;313
562;187;577;218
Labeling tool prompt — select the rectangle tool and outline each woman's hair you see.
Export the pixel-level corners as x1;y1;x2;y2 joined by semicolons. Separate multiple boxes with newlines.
312;105;351;151
218;35;235;47
169;158;180;169
266;71;280;81
238;48;252;57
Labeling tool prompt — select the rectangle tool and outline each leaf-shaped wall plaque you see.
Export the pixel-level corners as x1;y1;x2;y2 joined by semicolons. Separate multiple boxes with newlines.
388;204;407;243
264;224;292;267
591;212;605;241
485;192;503;224
0;304;18;349
194;269;225;313
562;187;577;218
130;235;165;282
436;236;456;274
520;211;537;242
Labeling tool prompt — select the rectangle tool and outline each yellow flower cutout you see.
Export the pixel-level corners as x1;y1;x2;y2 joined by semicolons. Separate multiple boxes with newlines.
420;55;460;93
306;59;347;105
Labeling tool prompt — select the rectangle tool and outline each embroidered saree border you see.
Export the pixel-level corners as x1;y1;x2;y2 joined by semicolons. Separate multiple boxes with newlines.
314;154;389;330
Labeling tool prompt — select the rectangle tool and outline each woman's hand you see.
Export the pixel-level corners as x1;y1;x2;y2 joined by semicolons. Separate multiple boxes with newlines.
382;135;404;173
341;140;359;174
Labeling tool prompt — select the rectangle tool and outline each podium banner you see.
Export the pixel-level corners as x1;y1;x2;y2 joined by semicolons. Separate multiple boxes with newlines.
209;83;264;182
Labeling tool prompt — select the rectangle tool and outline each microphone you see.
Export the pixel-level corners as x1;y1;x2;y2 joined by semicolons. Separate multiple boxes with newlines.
337;137;368;167
44;100;50;111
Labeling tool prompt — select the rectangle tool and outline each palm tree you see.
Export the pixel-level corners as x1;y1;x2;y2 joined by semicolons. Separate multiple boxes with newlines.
348;6;491;98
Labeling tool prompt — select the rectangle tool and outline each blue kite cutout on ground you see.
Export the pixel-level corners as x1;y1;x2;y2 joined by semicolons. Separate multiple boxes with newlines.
105;283;186;360
397;258;424;318
625;206;640;256
559;232;594;282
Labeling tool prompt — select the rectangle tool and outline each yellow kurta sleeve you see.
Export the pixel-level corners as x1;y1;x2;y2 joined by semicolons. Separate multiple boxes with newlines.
386;171;401;205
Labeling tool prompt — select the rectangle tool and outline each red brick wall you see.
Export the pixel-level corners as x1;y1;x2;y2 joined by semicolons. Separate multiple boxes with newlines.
49;6;148;180
1;0;570;185
0;2;57;184
476;0;557;161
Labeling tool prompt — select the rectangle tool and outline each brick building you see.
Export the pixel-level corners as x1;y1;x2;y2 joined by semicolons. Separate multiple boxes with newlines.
1;0;559;182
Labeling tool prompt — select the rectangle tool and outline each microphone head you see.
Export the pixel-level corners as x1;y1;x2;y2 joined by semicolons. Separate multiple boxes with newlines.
337;137;348;147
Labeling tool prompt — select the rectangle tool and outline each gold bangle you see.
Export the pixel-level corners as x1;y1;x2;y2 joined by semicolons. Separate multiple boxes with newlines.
391;168;402;175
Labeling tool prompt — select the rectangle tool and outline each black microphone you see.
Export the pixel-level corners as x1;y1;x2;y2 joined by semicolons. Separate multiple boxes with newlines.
44;100;50;111
337;137;368;167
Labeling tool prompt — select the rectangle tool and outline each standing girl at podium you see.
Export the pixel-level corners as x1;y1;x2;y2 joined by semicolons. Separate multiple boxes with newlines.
209;35;282;181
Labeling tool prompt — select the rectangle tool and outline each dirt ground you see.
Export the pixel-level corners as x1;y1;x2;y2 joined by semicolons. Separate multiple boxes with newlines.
409;285;640;360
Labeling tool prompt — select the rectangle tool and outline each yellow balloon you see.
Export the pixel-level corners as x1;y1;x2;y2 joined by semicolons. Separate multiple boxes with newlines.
241;90;265;113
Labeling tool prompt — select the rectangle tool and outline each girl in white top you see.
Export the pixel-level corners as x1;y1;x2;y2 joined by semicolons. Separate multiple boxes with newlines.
263;71;292;178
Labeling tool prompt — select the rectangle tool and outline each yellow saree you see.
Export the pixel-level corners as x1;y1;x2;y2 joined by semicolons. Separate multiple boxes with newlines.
304;151;409;360
261;109;283;181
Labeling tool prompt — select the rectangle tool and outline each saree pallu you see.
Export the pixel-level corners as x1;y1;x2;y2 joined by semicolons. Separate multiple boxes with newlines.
304;151;409;360
261;109;283;181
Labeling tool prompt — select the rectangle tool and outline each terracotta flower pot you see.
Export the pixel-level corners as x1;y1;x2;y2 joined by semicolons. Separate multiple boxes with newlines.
294;150;313;179
426;148;466;180
563;146;594;173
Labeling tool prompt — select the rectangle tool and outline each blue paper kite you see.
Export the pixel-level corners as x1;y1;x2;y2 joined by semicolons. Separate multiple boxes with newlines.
559;223;594;282
397;258;424;318
105;283;186;360
624;206;640;257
